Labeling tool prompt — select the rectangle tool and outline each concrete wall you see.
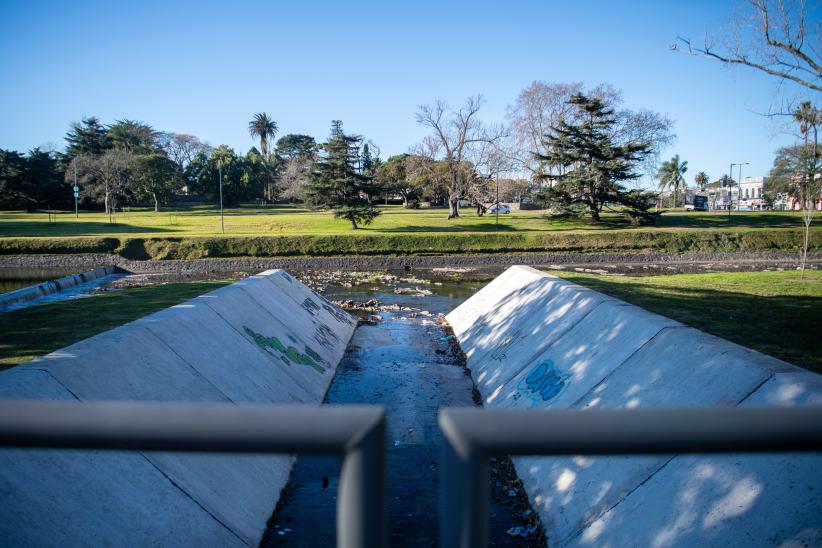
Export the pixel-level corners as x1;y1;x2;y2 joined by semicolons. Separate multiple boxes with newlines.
0;269;356;547
0;266;117;312
447;265;822;547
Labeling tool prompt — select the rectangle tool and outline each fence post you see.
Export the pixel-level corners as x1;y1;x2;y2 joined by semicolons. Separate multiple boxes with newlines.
440;410;489;548
337;409;387;548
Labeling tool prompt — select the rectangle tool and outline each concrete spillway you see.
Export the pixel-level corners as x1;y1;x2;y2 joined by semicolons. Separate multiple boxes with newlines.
447;265;822;547
0;270;356;547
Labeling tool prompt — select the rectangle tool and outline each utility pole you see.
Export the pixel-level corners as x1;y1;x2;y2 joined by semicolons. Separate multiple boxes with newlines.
218;160;225;234
73;161;79;219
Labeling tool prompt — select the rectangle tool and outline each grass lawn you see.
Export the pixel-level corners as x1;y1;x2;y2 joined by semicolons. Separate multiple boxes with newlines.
1;206;818;259
0;205;817;238
0;281;230;368
548;270;822;374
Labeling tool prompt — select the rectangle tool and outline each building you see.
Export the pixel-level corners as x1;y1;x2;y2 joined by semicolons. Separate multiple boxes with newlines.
739;177;767;210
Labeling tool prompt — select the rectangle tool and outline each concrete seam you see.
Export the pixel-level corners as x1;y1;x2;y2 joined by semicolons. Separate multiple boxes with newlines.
568;325;687;409
562;455;678;546
480;297;612;390
203;302;321;400
147;328;238;405
140;455;252;547
735;372;776;405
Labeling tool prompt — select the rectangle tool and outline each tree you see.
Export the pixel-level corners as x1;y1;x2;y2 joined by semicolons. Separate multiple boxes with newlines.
133;155;178;211
507;82;675;187
72;149;135;213
536;94;656;223
415;95;506;219
275;134;317;161
248;113;278;161
769;101;820;277
657;154;689;207
107;120;159;154
159;133;210;171
305;125;379;229
64;117;111;157
675;0;821;93
0;149;31;209
694;171;710;191
375;153;430;208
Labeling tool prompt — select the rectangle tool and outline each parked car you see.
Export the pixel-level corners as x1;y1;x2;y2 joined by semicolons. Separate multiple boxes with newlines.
489;203;511;214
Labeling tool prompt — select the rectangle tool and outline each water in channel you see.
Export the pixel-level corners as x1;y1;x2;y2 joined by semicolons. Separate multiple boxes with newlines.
263;275;544;546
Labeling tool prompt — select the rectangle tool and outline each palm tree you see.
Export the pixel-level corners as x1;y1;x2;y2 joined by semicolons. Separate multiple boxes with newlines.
657;154;689;208
694;171;709;191
248;113;278;161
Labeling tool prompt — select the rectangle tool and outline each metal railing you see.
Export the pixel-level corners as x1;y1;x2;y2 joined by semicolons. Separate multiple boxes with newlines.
438;405;822;548
0;400;387;548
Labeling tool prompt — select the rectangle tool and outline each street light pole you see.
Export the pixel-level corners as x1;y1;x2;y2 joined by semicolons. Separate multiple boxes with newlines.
218;160;224;234
737;162;749;211
73;162;79;219
729;163;736;221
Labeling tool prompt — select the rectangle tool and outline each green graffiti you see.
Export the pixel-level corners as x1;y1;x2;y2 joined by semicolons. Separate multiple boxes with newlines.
243;326;326;374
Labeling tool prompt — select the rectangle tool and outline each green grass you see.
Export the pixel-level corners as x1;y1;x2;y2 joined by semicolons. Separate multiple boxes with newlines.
0;206;819;258
0;205;817;237
0;281;230;368
548;270;822;373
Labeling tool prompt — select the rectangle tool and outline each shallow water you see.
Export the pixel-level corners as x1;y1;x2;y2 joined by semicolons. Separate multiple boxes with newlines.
263;281;543;546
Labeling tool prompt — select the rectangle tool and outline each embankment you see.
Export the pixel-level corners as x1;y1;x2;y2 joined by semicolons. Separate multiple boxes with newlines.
0;270;357;547
447;265;822;546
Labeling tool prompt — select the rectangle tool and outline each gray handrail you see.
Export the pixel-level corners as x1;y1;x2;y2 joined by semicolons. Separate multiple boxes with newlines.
438;405;822;548
0;400;387;548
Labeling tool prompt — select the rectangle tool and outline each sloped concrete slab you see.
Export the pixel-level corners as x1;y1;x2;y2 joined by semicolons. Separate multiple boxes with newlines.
573;372;822;547
487;302;678;408
0;369;244;547
451;265;821;547
0;270;355;547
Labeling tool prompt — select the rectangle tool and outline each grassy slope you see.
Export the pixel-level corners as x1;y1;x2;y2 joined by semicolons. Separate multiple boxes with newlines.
548;270;822;373
0;281;230;368
1;207;819;259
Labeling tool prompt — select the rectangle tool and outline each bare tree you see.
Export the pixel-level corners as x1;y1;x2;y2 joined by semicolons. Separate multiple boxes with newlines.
506;81;584;182
278;156;311;201
415;95;506;218
506;82;674;188
70;149;135;214
158;133;211;172
675;0;821;93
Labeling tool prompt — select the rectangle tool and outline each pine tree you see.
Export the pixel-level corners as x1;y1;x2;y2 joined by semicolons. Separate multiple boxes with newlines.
305;125;380;229
537;94;654;223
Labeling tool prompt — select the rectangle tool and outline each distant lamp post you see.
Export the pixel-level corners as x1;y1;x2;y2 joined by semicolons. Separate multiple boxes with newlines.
73;161;79;219
218;159;225;234
737;162;749;211
728;163;736;220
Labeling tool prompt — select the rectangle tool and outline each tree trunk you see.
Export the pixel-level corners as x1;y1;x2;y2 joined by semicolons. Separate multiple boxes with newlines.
447;196;460;219
153;192;160;212
351;218;358;230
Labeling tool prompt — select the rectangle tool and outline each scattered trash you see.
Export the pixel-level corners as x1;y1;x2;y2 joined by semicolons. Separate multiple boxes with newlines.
393;440;401;447
440;335;455;342
507;488;518;497
507;525;538;538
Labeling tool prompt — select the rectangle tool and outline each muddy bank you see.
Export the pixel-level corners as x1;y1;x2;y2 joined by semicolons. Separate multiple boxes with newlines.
0;251;819;281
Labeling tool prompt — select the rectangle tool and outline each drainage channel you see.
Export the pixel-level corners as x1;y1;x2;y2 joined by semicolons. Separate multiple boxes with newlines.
263;277;545;546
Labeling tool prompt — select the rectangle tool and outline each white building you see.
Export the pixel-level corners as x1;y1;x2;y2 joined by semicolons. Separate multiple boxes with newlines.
738;177;767;210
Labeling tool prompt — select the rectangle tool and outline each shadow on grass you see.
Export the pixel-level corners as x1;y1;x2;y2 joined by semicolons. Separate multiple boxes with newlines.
1;221;180;237
564;276;822;374
371;222;524;233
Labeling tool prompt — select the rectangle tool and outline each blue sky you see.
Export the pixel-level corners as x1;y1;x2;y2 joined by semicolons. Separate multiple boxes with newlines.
0;0;816;186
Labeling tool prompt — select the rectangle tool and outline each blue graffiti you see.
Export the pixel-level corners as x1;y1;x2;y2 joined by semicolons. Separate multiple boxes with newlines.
520;360;568;402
